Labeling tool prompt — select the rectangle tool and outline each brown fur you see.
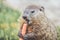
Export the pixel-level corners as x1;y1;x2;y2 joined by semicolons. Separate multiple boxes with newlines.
18;5;57;40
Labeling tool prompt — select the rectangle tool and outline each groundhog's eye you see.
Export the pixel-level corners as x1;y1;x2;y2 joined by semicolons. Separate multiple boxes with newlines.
31;11;35;13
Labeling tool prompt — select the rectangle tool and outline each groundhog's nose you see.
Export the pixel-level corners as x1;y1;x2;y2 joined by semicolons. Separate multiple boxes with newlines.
23;16;27;19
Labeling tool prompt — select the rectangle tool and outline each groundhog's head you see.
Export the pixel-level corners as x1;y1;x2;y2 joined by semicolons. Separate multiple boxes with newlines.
22;5;45;24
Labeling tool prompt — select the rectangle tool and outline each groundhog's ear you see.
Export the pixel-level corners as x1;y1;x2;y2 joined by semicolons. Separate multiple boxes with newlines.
39;6;44;12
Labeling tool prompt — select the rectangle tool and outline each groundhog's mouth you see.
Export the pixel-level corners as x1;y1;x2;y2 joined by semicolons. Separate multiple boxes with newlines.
22;16;32;25
23;18;32;25
25;19;30;23
26;19;31;24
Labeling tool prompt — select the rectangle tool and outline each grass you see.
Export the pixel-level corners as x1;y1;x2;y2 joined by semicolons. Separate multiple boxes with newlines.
57;26;60;40
0;3;21;40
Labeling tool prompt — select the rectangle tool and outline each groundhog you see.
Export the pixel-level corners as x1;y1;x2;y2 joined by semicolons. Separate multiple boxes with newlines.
18;5;57;40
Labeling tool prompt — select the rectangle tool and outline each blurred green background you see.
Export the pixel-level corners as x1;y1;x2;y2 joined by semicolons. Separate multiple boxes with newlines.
0;0;60;40
0;1;20;40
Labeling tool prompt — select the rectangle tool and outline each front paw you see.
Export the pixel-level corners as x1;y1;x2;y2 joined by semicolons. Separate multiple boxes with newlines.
24;35;35;40
18;32;23;38
24;35;29;40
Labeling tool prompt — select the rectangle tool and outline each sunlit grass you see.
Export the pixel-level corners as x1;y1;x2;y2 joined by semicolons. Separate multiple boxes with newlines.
0;3;20;40
56;26;60;40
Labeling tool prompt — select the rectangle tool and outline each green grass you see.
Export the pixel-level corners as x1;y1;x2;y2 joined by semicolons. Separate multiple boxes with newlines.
0;3;21;40
57;26;60;40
